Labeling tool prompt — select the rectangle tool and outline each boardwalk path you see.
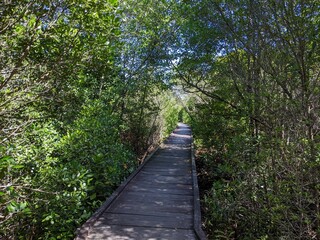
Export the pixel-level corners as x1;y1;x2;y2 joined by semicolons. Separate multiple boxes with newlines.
76;123;206;240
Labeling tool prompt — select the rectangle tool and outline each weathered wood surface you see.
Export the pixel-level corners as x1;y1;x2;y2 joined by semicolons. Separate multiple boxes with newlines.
76;123;206;240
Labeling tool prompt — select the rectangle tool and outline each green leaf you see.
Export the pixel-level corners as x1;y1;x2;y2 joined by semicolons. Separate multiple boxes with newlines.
23;207;32;215
89;193;96;200
1;156;13;162
7;202;17;213
28;15;37;28
19;201;27;210
12;164;24;169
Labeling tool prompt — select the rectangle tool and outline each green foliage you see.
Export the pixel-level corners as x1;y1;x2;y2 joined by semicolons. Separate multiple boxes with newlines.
160;92;183;138
1;122;88;238
58;99;136;196
180;0;320;238
0;1;183;238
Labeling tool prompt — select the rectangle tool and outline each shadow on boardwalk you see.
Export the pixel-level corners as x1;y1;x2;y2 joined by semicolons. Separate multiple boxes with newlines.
76;123;206;240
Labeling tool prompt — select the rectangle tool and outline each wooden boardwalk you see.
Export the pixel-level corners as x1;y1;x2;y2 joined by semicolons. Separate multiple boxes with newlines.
76;123;206;240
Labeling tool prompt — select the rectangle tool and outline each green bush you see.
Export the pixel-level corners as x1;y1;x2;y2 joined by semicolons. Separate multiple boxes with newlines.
188;98;320;239
160;92;182;138
58;99;136;198
0;100;137;239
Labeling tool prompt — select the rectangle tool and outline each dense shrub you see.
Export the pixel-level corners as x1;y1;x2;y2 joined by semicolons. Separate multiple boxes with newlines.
189;98;320;239
0;1;183;238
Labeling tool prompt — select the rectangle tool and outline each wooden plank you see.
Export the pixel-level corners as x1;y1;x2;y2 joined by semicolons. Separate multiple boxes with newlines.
140;169;191;177
128;179;193;191
122;188;193;199
106;190;193;209
94;213;193;229
153;151;191;155
107;198;193;215
119;188;193;200
134;168;191;176
124;184;193;195
107;204;193;218
144;161;190;168
139;169;190;176
133;173;192;184
152;155;190;159
156;148;191;154
145;161;190;167
144;163;190;170
141;166;191;173
137;172;192;181
108;191;193;206
87;225;197;240
146;157;189;163
150;155;190;161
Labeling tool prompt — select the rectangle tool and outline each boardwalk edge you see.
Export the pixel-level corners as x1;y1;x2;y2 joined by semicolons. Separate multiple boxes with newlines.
191;134;208;240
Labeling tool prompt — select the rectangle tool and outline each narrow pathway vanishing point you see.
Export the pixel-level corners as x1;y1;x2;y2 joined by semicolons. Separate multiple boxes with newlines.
76;123;206;240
